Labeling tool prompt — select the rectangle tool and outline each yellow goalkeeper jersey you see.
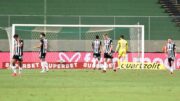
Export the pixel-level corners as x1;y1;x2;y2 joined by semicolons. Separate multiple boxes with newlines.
116;39;128;52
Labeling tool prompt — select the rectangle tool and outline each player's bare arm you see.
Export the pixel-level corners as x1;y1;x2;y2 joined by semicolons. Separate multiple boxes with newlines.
34;43;42;49
19;40;23;48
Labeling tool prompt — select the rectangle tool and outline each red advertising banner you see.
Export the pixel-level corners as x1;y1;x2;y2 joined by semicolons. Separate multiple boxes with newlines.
0;52;180;69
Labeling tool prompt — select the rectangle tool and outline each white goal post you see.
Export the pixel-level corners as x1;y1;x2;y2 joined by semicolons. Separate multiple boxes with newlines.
11;24;145;67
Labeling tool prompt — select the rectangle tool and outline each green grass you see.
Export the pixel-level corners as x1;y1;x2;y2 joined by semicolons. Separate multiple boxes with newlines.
0;69;180;101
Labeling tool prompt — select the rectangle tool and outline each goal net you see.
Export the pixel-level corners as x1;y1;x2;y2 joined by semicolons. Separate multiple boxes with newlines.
7;24;144;69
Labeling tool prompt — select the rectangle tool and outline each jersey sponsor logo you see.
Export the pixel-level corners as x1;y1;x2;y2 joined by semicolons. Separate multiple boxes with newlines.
14;40;23;56
104;39;112;53
166;43;176;58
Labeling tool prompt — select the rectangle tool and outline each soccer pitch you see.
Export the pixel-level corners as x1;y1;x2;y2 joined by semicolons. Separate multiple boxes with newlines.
0;69;180;101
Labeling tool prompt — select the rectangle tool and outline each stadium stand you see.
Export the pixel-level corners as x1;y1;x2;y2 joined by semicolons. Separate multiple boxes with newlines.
159;0;180;26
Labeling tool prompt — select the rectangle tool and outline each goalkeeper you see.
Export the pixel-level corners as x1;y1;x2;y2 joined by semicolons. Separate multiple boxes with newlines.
115;35;128;68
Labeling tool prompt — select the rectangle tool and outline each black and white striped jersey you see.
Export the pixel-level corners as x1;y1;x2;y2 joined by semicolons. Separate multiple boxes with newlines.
40;38;48;54
92;40;101;54
167;42;176;59
14;39;23;56
104;38;113;53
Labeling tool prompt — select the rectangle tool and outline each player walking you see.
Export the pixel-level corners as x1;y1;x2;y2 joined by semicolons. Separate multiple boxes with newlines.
35;33;49;73
165;38;176;74
92;35;102;69
11;34;24;76
102;34;115;72
115;35;128;70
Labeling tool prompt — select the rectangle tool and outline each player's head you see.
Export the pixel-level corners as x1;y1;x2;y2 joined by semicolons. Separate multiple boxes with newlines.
120;35;124;39
168;38;172;43
96;35;99;39
103;34;108;40
13;34;19;40
40;32;46;38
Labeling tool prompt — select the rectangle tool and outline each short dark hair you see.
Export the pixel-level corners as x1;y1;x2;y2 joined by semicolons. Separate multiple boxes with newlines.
120;35;124;39
40;32;45;37
104;34;108;36
13;34;19;38
96;35;99;39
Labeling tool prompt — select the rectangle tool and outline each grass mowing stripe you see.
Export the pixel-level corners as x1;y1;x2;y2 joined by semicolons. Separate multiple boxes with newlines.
0;69;180;101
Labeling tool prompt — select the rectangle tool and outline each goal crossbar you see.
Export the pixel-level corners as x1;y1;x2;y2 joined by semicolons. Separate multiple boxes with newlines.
12;24;144;28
